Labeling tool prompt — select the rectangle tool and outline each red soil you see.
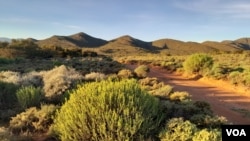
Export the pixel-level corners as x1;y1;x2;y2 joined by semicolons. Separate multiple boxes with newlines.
126;64;250;124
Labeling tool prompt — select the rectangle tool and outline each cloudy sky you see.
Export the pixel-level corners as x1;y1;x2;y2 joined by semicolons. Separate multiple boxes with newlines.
1;0;250;42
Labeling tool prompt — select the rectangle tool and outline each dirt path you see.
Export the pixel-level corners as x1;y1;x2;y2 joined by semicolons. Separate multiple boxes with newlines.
126;64;250;124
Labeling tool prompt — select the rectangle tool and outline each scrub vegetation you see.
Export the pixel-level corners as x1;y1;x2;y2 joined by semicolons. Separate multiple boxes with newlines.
1;36;248;141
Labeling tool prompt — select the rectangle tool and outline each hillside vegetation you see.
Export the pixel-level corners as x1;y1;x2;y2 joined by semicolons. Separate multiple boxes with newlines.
0;32;250;141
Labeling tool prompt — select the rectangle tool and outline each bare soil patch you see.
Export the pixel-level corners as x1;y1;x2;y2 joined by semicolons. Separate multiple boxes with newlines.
126;64;250;124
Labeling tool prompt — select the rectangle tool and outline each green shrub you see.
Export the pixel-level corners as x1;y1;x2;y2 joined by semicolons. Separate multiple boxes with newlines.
150;85;173;99
193;128;221;141
134;65;150;78
0;57;14;64
9;104;58;134
169;91;191;101
139;77;165;91
183;53;213;76
16;86;43;109
160;118;197;141
160;118;221;141
0;81;19;110
228;71;242;85
165;101;213;120
53;79;164;141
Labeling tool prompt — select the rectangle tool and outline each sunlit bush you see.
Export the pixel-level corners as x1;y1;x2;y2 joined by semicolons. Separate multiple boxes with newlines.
42;65;83;102
84;72;106;81
117;69;134;78
169;91;191;101
183;53;213;76
16;86;43;109
134;65;150;78
53;79;164;141
160;118;197;141
9;104;58;134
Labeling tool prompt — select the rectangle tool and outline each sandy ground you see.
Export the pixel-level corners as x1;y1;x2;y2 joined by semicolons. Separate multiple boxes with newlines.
126;64;250;124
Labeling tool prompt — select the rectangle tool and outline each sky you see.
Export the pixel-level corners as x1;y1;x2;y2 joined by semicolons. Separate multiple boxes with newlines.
1;0;250;42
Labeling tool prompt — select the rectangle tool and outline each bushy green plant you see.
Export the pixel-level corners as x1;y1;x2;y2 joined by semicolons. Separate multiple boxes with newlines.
160;118;221;141
53;79;164;141
0;81;19;110
169;91;191;101
183;53;213;76
150;85;173;99
16;86;43;109
160;118;197;141
228;71;242;85
164;101;213;120
9;104;58;134
190;115;227;128
134;65;150;78
139;77;165;91
193;128;221;141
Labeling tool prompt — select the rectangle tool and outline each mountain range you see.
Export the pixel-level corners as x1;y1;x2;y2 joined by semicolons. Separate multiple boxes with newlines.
2;32;250;55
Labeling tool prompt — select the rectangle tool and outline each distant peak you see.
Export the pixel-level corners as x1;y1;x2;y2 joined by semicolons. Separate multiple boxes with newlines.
70;32;89;37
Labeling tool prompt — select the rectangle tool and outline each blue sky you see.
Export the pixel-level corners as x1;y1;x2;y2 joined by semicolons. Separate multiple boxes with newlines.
1;0;250;42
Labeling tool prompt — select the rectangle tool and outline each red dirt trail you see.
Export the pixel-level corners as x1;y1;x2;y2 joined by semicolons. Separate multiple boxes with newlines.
126;64;250;124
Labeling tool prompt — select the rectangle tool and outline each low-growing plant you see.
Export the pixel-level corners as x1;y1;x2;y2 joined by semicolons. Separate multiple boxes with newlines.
160;118;197;141
183;53;213;76
20;71;43;87
159;118;222;141
16;86;43;109
53;79;164;141
0;71;21;85
9;104;59;134
150;85;173;99
0;81;19;110
117;69;134;78
134;65;150;78
42;65;83;103
139;77;165;91
169;91;191;101
84;72;106;81
192;128;222;141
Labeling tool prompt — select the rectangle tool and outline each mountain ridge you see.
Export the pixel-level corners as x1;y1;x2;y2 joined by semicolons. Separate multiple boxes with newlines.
2;32;250;55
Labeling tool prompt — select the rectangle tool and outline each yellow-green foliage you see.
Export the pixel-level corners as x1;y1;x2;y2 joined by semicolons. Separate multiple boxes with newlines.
160;118;197;141
193;129;221;141
134;65;150;78
183;53;213;75
16;86;43;109
9;104;58;134
160;118;221;141
53;79;164;141
169;91;191;101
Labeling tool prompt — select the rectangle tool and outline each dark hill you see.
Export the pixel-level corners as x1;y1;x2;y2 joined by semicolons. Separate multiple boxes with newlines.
37;32;107;49
152;39;218;55
34;32;250;56
97;35;162;56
